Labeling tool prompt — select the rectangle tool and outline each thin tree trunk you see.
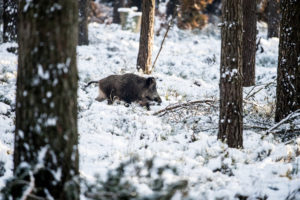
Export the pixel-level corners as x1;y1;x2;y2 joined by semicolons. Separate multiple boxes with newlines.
267;0;280;38
3;0;17;42
275;0;300;122
14;0;79;199
79;0;89;45
218;0;243;148
137;0;155;74
242;0;256;86
113;0;125;24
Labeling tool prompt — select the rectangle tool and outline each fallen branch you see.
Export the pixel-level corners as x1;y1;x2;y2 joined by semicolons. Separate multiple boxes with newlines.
266;109;300;134
153;99;216;116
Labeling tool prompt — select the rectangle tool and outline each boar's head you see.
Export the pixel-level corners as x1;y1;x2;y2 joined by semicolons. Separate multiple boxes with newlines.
142;77;162;104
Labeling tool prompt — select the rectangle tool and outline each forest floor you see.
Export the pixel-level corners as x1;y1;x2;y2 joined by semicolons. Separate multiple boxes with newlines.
0;20;299;199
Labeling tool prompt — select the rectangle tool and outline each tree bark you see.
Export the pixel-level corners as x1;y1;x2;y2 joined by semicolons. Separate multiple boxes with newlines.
78;0;89;45
136;0;155;74
3;0;17;42
218;0;243;148
14;0;79;199
275;0;300;122
267;0;280;38
113;0;125;24
242;0;256;86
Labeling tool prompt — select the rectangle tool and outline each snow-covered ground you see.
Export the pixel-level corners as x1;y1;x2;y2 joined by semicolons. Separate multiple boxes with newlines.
0;21;299;199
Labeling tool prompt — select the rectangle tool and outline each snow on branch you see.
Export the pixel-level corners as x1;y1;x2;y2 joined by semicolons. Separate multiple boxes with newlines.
153;99;216;116
267;109;300;134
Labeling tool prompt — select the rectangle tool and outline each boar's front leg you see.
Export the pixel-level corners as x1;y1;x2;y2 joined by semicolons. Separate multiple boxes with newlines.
138;99;150;110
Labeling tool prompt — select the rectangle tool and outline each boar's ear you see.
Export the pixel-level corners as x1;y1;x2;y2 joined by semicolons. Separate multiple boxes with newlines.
146;77;155;86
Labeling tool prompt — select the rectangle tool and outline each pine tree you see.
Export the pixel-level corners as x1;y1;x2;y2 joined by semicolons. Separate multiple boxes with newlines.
13;0;79;199
218;0;243;148
267;0;280;38
242;0;256;86
137;0;155;74
275;0;300;122
78;0;89;45
3;0;17;42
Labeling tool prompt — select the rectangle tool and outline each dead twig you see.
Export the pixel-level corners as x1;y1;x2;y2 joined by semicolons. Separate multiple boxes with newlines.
151;18;174;73
243;99;265;108
245;81;276;100
153;99;216;116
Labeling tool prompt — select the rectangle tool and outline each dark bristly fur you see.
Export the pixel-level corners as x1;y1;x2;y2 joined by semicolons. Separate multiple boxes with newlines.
86;73;162;109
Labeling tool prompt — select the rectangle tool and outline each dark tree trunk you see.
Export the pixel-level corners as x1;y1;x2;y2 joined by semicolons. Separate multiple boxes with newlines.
113;0;125;24
14;0;79;199
242;0;256;86
79;0;89;45
275;0;300;122
166;0;179;19
3;0;17;42
137;0;155;74
218;0;243;148
130;0;142;11
267;0;280;38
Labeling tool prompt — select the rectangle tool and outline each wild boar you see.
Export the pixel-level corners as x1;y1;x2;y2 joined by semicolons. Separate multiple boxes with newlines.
86;73;162;109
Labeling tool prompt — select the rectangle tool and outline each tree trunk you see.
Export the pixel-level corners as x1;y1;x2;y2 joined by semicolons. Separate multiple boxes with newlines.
78;0;89;45
3;0;17;42
130;0;142;11
137;0;155;74
113;0;125;24
242;0;256;86
275;0;300;122
267;0;280;38
218;0;243;148
14;0;79;199
166;0;180;19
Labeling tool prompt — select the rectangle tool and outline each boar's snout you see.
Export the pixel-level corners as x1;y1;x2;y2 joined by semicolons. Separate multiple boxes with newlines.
154;97;162;104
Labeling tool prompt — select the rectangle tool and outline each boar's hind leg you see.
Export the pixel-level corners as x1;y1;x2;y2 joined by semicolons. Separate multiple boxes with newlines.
95;88;107;102
107;89;117;105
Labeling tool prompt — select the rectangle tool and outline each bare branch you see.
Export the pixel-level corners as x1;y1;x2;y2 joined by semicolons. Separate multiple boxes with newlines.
245;81;275;100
